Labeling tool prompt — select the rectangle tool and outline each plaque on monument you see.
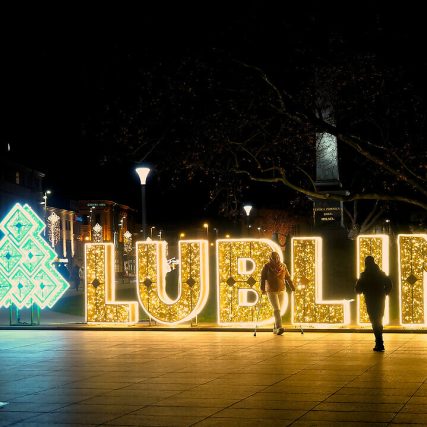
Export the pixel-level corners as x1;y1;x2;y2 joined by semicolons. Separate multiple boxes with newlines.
313;199;343;228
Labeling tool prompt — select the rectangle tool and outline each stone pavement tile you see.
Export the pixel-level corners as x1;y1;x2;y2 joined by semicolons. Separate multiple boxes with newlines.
314;401;404;412
270;378;349;387
15;424;98;427
177;384;265;399
202;374;285;387
324;393;410;404
0;402;67;412
247;391;331;402
103;414;206;425
132;405;220;417
121;382;196;391
391;413;427;424
336;387;415;397
9;389;101;404
141;373;220;384
230;397;319;411
263;384;340;394
211;407;306;421
152;397;239;407
26;411;127;425
298;410;396;423
79;394;159;406
246;364;304;375
0;411;43;427
104;388;180;399
399;403;427;413
58;380;134;390
413;386;427;397
53;403;142;415
289;371;359;381
291;422;388;426
344;381;421;392
407;396;427;404
193;418;287;426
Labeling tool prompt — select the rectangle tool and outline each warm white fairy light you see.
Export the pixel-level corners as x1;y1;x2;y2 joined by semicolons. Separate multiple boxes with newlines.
217;238;287;326
92;223;103;243
47;211;60;248
291;237;350;326
356;235;390;325
85;243;138;324
136;240;209;324
398;234;427;326
124;230;132;254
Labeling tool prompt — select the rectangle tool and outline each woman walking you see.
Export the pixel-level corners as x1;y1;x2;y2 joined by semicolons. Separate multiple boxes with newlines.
261;251;295;335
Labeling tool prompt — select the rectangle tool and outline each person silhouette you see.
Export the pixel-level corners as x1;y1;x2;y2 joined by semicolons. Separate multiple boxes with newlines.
355;256;392;352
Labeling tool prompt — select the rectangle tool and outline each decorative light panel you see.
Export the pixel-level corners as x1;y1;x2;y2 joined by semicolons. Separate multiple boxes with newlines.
217;239;286;325
92;223;103;243
356;234;390;325
291;237;350;325
0;203;69;309
398;234;427;325
124;230;132;254
136;240;209;324
47;211;60;248
85;243;138;323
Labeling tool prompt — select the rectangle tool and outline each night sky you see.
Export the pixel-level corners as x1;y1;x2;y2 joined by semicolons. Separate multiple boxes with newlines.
1;2;425;230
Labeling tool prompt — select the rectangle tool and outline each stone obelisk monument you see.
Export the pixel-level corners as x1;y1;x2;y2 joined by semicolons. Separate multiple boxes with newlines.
313;97;347;229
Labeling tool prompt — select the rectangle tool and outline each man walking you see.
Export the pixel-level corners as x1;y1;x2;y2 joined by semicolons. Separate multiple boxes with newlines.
355;256;392;352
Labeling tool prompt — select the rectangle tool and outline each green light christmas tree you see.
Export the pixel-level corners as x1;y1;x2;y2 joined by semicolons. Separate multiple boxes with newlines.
0;203;69;309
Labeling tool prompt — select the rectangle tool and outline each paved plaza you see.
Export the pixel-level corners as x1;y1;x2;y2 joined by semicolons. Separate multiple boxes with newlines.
1;330;427;426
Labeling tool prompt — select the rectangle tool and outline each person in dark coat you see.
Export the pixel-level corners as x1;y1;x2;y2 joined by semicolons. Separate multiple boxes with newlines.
261;251;295;335
70;264;80;291
355;256;392;352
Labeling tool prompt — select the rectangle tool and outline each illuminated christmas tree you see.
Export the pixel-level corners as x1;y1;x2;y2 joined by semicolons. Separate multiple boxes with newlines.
0;203;69;309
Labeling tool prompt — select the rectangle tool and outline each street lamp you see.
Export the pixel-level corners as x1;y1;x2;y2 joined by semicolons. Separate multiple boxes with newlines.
40;190;51;236
213;227;219;240
150;226;156;239
203;223;209;239
243;204;252;235
135;166;151;240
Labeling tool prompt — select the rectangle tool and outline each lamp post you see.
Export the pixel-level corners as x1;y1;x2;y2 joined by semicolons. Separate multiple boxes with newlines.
40;190;51;236
243;204;252;235
213;227;218;240
150;226;156;239
203;223;209;239
135;167;151;240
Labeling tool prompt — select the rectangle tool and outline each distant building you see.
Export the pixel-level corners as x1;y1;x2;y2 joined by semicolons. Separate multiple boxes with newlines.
71;200;137;274
0;156;45;219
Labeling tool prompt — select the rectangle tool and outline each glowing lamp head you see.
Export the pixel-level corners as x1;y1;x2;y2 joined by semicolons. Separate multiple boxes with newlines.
135;167;151;185
203;223;208;229
243;205;253;216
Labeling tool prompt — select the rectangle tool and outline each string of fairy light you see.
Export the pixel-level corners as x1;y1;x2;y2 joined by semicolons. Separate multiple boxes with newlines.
85;243;137;323
217;239;283;325
399;234;427;325
292;237;347;324
136;240;209;324
81;234;426;327
357;235;389;325
47;211;60;248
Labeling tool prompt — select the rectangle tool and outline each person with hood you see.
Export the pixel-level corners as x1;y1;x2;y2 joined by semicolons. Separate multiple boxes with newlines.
261;251;295;335
355;256;393;352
